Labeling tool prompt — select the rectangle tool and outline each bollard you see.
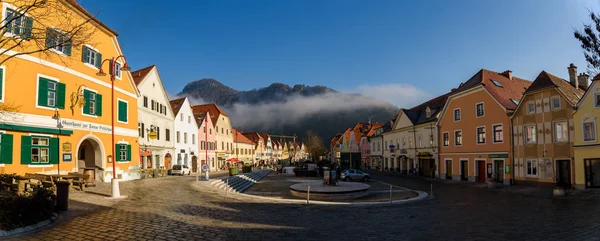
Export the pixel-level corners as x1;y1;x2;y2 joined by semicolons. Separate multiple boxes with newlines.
226;179;229;195
56;180;70;211
307;185;310;205
430;182;434;199
389;185;392;205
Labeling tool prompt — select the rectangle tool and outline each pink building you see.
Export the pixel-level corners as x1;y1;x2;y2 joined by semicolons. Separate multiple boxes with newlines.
195;110;217;172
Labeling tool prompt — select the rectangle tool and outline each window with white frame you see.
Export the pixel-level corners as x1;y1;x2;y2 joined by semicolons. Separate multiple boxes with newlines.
47;81;56;107
418;136;422;148
176;131;180;143
527;102;535;114
476;103;484;117
443;132;449;146
583;118;596;142
554;121;568;142
454;109;461;121
5;8;33;37
184;132;188;144
119;144;127;161
526;160;537;177
114;62;122;78
493;124;503;143
454;130;462;146
46;28;72;55
180;113;183;121
524;125;536;144
31;137;49;163
192;134;195;145
551;96;561;110
88;92;96;115
82;46;101;67
477;126;486;144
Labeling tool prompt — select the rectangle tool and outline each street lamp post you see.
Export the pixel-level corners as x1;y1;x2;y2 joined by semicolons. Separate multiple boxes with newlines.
52;108;63;175
96;56;131;198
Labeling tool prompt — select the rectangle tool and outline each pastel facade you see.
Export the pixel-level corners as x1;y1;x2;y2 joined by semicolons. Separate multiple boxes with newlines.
384;93;449;176
193;104;233;169
170;97;199;171
259;133;272;161
133;65;175;170
233;129;255;163
438;69;531;185
511;69;585;188
367;124;389;170
573;74;600;189
195;110;216;172
243;132;264;164
0;0;140;181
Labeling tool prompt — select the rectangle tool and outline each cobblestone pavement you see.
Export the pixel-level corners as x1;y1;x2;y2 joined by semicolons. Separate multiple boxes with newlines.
8;171;600;241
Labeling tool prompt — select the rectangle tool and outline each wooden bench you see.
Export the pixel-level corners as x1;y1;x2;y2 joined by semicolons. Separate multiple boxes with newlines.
19;173;55;194
68;172;89;191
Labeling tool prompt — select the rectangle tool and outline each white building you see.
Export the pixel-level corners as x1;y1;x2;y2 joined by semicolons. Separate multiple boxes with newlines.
170;97;199;171
132;65;176;170
259;133;272;161
193;104;233;169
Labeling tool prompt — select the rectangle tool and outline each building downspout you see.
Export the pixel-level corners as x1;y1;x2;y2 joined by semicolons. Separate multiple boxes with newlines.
436;122;441;179
510;113;515;185
413;125;418;175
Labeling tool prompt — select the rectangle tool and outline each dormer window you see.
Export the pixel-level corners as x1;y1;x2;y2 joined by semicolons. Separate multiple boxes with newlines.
491;79;503;87
425;107;431;118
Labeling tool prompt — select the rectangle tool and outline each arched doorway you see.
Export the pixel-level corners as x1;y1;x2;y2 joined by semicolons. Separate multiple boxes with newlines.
164;153;172;169
77;138;103;181
191;156;198;173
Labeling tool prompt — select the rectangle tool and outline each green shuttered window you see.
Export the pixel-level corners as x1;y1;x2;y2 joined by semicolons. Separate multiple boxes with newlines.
83;89;102;116
21;136;58;165
81;45;102;68
118;100;128;123
45;28;72;56
116;144;132;162
37;77;65;109
0;134;13;164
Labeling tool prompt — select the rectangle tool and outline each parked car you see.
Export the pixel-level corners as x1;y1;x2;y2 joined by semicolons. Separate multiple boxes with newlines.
171;165;191;176
341;169;370;182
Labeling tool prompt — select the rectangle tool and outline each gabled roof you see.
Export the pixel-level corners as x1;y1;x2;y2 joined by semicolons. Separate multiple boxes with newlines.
233;129;255;145
131;65;155;86
66;0;118;36
344;128;352;142
192;103;228;125
525;71;585;106
169;97;186;116
453;69;532;111
351;122;371;143
194;111;213;127
577;74;600;108
331;134;342;146
405;92;452;125
242;132;263;144
366;123;383;137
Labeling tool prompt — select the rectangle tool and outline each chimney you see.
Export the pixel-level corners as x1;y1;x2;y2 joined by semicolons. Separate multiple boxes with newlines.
568;63;578;88
501;70;513;80
578;73;589;90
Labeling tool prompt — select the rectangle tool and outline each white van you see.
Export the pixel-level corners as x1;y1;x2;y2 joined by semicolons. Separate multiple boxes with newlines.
281;166;296;176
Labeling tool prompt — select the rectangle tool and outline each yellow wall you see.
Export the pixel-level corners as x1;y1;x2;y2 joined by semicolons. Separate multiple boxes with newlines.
573;83;600;189
0;0;140;181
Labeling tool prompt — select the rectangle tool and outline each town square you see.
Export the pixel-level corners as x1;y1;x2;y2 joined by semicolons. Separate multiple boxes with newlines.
2;0;600;240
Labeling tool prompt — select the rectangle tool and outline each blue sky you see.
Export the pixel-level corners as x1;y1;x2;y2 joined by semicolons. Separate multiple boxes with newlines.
80;0;599;108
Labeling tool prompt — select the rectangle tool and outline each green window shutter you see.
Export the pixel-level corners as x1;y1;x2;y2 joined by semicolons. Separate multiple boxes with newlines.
49;137;59;164
81;45;88;63
83;89;91;114
126;144;132;161
115;144;119;161
96;94;102;116
23;16;33;39
0;68;3;100
64;41;72;56
56;82;66;109
37;78;48;107
96;52;102;68
45;28;56;48
1;134;13;164
20;136;32;164
118;101;127;122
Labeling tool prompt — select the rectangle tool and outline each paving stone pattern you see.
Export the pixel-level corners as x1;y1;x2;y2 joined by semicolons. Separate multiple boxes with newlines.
7;171;600;241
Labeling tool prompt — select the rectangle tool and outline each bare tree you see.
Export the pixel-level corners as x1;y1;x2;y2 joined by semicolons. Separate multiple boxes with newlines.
0;0;96;66
574;10;600;76
304;130;325;161
0;102;21;122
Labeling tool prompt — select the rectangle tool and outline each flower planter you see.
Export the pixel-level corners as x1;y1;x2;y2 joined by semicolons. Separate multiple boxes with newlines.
553;187;566;197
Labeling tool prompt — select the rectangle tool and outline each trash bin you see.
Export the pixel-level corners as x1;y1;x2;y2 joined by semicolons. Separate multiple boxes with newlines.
56;180;70;212
229;167;239;176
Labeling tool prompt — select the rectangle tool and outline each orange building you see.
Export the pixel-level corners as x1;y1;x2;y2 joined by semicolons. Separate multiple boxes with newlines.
438;69;531;185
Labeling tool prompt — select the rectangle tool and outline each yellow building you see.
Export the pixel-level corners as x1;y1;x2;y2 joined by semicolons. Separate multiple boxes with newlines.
573;74;600;189
0;0;140;181
233;129;255;163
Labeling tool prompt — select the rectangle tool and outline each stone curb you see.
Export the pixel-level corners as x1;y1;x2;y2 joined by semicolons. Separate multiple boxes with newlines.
0;212;58;237
206;180;429;206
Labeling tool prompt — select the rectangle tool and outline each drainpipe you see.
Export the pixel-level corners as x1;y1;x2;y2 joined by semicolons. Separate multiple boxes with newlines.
510;113;515;185
413;125;418;175
436;122;441;179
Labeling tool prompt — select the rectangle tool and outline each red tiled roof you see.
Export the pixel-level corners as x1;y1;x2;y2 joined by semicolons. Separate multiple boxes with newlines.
259;133;270;146
131;65;155;86
169;97;186;116
233;129;255;145
457;69;532;111
526;71;586;106
192;104;228;125
366;123;383;137
242;132;263;144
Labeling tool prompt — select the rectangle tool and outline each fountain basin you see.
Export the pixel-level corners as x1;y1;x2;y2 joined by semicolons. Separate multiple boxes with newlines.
289;181;370;201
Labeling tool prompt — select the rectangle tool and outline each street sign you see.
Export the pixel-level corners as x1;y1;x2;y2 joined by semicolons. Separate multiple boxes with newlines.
201;164;209;171
488;154;508;158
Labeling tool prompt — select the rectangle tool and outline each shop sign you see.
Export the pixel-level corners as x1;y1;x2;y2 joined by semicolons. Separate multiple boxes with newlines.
61;120;112;132
488;154;508;158
217;153;226;157
148;131;157;139
62;142;72;152
63;153;72;162
389;145;395;153
504;165;510;174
